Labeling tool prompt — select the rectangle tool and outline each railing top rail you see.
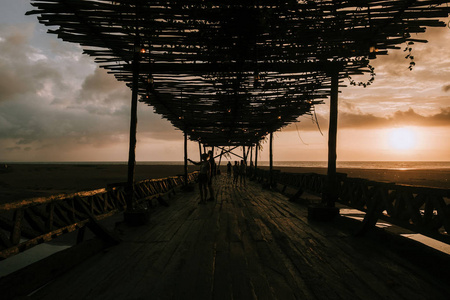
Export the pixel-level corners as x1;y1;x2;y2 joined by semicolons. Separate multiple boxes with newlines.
0;188;109;212
0;172;199;212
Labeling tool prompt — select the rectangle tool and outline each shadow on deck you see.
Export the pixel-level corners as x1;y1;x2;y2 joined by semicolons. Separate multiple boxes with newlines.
28;176;450;300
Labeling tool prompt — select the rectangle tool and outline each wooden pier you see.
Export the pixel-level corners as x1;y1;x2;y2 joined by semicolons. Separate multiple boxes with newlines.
23;176;450;300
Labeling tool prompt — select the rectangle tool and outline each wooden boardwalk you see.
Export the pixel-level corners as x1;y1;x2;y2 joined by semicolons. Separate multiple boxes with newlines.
29;176;449;300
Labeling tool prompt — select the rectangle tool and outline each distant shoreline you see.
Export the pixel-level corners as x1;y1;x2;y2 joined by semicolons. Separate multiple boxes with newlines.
0;163;448;204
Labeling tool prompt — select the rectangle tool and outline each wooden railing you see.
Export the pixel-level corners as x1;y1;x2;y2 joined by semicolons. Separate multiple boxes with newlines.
0;172;198;260
253;168;450;244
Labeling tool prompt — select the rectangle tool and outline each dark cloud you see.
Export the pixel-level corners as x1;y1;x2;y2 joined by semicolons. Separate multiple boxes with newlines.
0;24;62;102
443;85;450;92
81;68;121;94
75;67;133;117
0;23;181;157
284;107;450;132
385;107;449;127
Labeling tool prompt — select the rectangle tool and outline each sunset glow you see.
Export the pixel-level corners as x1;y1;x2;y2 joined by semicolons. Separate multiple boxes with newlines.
0;2;449;163
388;127;417;151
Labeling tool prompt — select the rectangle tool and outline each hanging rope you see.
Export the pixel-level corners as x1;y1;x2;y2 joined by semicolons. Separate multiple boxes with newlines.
295;123;309;145
313;105;323;136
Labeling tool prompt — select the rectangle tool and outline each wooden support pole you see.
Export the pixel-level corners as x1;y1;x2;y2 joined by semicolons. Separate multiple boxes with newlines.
246;146;251;163
126;35;140;211
255;144;258;169
211;146;215;176
198;141;202;160
269;132;273;186
184;131;188;185
250;146;253;166
218;148;224;167
324;69;339;207
242;146;246;163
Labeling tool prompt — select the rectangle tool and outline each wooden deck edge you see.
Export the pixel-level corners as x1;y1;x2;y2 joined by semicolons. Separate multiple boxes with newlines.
333;214;450;288
280;186;450;266
0;238;111;300
279;182;450;289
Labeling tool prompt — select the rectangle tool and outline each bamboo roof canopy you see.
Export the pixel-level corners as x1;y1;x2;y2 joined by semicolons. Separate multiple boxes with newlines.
27;0;450;147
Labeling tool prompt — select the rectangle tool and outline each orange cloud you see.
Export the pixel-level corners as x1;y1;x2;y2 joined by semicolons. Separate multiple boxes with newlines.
284;107;450;132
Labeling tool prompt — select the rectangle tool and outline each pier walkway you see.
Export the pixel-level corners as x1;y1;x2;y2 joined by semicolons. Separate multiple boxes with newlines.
29;176;449;300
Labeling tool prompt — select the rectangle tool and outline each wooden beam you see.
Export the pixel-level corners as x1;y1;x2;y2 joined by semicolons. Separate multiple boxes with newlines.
255;144;259;169
324;69;339;207
126;35;140;211
218;148;224;167
184;131;188;185
269;132;273;186
216;146;242;159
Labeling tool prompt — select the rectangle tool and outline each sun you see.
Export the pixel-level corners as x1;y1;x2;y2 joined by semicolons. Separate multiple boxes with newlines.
388;127;417;150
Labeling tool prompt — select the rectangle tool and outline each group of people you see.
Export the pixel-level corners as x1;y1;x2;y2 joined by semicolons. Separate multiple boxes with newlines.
227;160;247;186
188;151;249;204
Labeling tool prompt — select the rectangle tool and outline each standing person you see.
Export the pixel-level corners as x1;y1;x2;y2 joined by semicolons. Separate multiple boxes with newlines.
207;150;216;201
248;160;254;178
233;161;239;185
188;153;210;204
226;161;232;181
240;159;247;186
208;150;216;179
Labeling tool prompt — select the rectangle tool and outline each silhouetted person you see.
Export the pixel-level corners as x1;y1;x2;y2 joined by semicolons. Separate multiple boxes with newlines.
227;161;232;180
233;161;239;185
188;153;210;204
240;160;246;186
208;150;216;178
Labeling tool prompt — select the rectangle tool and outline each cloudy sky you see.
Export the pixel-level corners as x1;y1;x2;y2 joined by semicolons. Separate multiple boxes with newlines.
1;1;449;162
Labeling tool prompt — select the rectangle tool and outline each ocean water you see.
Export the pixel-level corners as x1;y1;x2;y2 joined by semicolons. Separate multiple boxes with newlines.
8;161;450;170
138;161;450;170
253;161;450;170
141;161;450;170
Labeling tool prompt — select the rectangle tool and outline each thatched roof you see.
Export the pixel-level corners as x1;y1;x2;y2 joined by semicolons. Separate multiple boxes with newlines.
27;0;450;146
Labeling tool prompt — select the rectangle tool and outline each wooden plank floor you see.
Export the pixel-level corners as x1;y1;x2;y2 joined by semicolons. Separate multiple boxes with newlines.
30;176;450;300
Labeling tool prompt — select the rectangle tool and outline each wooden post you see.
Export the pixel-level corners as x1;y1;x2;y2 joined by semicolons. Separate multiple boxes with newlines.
309;69;340;221
269;132;273;186
184;131;188;185
198;141;202;160
242;146;246;163
126;35;140;211
255;144;258;169
324;69;339;207
211;146;215;176
250;146;253;165
218;148;224;167
246;146;251;163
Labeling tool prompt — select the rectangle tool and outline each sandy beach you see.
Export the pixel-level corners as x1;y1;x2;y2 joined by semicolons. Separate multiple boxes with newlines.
0;163;448;204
